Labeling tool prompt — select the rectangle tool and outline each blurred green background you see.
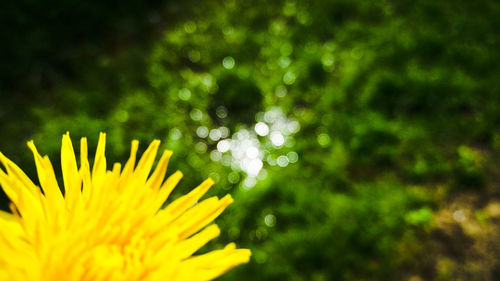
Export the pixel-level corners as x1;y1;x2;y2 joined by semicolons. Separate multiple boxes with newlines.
1;0;500;280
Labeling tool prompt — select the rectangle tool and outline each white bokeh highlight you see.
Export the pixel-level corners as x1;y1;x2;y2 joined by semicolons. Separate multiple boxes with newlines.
200;106;300;189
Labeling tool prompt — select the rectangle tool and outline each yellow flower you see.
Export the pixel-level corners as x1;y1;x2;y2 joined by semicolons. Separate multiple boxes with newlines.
0;133;250;281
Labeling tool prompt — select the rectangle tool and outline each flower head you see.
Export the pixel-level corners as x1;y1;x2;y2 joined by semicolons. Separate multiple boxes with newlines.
0;133;250;280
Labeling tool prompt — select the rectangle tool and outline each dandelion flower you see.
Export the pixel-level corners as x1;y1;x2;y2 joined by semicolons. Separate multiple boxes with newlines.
0;132;250;280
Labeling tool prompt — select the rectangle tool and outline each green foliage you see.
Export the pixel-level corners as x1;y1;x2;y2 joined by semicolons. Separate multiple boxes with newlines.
219;178;432;281
1;0;499;280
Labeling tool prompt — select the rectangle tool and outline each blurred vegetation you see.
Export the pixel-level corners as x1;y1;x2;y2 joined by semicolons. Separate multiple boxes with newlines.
1;0;500;280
